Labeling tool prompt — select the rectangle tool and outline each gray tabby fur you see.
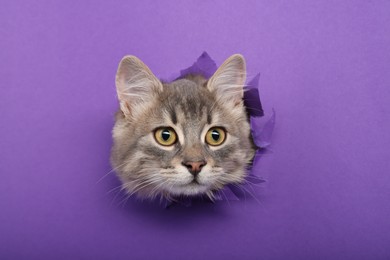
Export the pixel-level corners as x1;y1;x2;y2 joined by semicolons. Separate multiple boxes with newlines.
111;54;255;201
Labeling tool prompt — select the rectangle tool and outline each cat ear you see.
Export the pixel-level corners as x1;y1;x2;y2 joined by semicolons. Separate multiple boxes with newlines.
207;54;246;105
115;55;163;118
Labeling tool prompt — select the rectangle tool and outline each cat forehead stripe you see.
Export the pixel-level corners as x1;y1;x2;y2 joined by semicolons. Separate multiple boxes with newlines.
169;109;177;124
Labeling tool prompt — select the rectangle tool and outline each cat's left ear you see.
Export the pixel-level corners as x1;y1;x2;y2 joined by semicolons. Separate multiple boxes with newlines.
207;54;246;105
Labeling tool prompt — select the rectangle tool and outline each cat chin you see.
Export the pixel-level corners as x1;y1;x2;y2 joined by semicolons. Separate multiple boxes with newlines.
165;183;211;196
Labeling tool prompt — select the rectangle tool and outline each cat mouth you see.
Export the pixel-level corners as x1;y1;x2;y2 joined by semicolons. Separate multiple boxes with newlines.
180;178;202;187
190;178;199;185
170;178;210;196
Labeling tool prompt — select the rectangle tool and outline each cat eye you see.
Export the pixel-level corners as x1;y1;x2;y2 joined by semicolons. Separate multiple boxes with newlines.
205;127;226;146
154;127;177;146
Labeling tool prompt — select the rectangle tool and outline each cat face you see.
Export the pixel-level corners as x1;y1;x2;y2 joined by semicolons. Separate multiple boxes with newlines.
111;55;255;200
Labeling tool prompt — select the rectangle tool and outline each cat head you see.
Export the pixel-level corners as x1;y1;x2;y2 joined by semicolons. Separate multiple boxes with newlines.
111;54;255;200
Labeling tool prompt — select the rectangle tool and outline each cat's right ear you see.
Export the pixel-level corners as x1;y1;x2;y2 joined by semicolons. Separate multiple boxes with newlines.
115;56;163;118
207;54;246;106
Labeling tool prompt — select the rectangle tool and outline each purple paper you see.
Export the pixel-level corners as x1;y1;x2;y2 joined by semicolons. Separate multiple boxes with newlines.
179;51;217;79
244;74;265;117
1;1;390;259
251;109;276;148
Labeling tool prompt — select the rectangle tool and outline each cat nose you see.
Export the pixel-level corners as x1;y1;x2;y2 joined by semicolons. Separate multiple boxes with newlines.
182;160;207;176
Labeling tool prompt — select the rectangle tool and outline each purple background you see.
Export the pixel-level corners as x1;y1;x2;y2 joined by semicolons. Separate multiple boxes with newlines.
1;1;390;259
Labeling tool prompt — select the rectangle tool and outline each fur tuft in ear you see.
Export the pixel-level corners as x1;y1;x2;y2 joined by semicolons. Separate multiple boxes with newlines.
207;54;246;105
115;55;163;118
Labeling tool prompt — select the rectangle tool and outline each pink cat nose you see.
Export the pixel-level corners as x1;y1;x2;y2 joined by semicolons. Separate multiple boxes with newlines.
182;160;207;176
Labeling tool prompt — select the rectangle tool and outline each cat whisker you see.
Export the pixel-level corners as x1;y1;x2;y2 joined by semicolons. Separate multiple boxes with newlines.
148;180;169;198
242;180;263;187
206;190;216;202
96;161;129;184
110;185;127;206
231;183;262;205
219;189;232;207
106;184;124;195
218;175;243;184
126;177;165;197
233;183;247;204
118;193;131;208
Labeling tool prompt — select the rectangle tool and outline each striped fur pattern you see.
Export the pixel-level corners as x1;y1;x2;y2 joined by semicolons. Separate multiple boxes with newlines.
111;54;255;201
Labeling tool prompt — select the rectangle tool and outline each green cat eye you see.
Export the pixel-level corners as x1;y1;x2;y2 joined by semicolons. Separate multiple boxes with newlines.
205;127;226;146
154;127;177;146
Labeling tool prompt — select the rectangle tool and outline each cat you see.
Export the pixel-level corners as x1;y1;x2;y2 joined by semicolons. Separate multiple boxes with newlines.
111;54;255;202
